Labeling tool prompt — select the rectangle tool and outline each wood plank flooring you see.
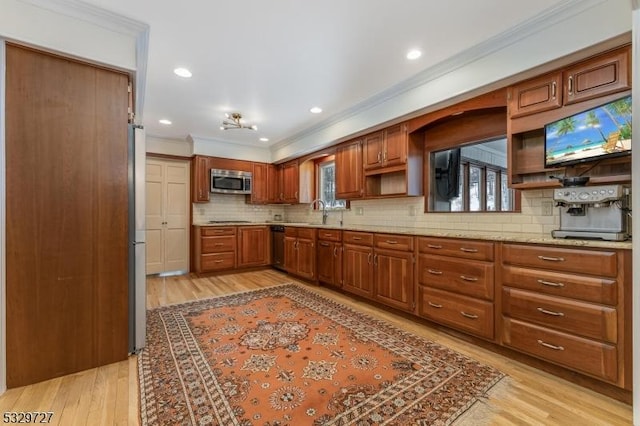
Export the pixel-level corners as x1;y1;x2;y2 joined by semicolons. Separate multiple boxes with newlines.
0;269;632;425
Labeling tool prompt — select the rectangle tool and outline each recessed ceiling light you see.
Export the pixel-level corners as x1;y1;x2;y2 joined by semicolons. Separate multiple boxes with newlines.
173;67;192;78
259;137;269;142
159;119;172;125
406;49;422;60
310;107;322;114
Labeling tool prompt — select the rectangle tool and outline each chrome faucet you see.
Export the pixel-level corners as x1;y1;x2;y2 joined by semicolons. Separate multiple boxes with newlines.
310;199;328;225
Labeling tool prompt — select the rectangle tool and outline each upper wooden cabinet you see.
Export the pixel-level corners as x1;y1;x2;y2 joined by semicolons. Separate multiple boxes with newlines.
364;124;408;171
508;45;630;119
192;155;210;203
281;161;299;203
508;72;563;118
335;139;364;199
563;46;630;105
249;162;269;204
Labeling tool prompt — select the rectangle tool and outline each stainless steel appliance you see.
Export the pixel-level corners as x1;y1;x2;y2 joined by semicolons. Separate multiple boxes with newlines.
128;124;146;353
552;184;631;241
211;169;252;194
271;225;285;271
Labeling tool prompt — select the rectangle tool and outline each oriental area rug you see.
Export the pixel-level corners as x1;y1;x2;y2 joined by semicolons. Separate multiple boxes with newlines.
138;284;505;425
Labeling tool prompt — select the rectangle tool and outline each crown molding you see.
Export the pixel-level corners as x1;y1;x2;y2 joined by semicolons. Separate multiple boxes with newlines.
271;0;607;152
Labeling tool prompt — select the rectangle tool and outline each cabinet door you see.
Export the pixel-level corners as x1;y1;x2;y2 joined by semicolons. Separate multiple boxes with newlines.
335;139;364;199
563;46;630;105
249;162;268;204
267;163;281;203
238;226;269;267
508;72;563;118
363;131;384;170
284;236;298;273
281;161;299;203
317;241;335;284
375;249;414;312
382;124;407;167
296;238;316;280
343;244;374;298
192;155;210;203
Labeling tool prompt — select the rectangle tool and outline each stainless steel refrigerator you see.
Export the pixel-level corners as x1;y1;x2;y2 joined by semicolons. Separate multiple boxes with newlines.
128;124;146;353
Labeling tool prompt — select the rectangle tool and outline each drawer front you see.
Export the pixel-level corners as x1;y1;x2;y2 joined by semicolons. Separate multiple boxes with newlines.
318;229;342;242
418;255;494;300
502;288;617;343
501;244;617;277
418;286;494;339
201;226;236;236
374;234;414;251
200;252;236;271
296;227;316;240
284;227;298;237
201;235;236;253
501;265;617;305
343;231;374;246
502;318;618;383
417;237;494;261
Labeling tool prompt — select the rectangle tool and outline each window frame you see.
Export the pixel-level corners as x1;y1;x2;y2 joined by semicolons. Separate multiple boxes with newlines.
314;155;347;210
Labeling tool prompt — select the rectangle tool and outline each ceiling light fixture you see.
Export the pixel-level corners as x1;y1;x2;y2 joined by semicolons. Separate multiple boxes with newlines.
259;137;269;142
159;119;172;125
173;67;192;78
310;107;322;114
406;49;422;60
220;112;257;131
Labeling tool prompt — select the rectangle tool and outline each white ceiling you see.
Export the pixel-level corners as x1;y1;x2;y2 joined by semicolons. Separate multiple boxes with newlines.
80;0;567;149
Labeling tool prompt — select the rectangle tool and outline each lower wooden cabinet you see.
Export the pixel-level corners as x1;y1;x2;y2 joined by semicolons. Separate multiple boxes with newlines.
342;236;374;299
238;226;270;267
193;225;269;273
284;227;316;280
317;230;342;288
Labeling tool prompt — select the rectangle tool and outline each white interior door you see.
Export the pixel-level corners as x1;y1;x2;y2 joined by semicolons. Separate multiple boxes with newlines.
145;158;190;274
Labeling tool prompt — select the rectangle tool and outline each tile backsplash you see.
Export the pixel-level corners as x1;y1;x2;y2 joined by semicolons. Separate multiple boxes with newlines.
195;191;559;237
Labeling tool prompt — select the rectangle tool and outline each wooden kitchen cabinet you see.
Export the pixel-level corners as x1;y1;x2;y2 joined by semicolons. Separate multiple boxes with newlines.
317;230;342;288
192;155;210;203
499;243;631;388
416;237;495;340
373;233;414;312
335;139;364;199
363;124;407;171
281;161;299;203
267;163;281;203
248;162;269;204
284;227;316;280
237;226;270;267
342;231;374;299
194;226;237;272
508;71;563;118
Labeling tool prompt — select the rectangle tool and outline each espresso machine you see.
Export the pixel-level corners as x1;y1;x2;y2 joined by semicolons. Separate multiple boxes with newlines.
552;184;631;241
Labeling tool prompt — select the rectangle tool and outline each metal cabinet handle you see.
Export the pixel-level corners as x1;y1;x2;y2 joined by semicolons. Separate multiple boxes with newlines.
385;240;398;244
383;151;387;161
567;75;573;95
460;311;478;319
214;260;224;264
428;301;443;308
460;247;478;253
427;244;442;249
537;307;565;317
319;242;330;247
352;237;362;241
537;279;565;288
537;339;564;351
551;81;557;98
537;255;565;262
460;275;478;282
427;269;442;275
367;253;372;264
373;254;378;265
377;152;382;163
333;247;338;257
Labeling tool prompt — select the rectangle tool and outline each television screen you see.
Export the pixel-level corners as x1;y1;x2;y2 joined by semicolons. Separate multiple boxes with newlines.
544;95;631;167
435;148;460;200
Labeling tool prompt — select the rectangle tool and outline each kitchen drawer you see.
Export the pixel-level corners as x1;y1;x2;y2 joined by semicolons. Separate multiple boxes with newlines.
374;234;414;251
501;244;617;277
502;318;618;383
502;288;617;343
343;231;374;246
297;227;316;240
202;226;236;236
284;227;298;237
417;237;494;261
418;286;494;340
318;229;342;242
418;254;494;300
201;235;236;253
501;265;617;305
200;252;236;271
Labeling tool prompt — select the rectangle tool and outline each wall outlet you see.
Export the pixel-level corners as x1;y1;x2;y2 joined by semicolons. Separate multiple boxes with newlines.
355;207;364;216
541;200;554;216
408;205;417;216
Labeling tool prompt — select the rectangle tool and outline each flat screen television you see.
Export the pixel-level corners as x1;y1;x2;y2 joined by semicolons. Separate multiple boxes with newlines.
544;95;631;167
435;148;461;200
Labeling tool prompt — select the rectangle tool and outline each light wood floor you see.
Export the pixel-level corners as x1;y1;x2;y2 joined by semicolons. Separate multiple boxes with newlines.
0;269;633;425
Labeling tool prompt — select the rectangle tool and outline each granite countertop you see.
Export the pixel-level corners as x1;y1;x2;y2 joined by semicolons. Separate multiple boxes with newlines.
193;222;632;250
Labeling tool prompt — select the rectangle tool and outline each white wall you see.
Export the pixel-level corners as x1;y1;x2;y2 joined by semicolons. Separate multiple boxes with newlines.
190;135;272;163
146;135;194;158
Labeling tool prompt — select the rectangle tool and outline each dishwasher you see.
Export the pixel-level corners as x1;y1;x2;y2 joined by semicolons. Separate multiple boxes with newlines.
271;225;285;271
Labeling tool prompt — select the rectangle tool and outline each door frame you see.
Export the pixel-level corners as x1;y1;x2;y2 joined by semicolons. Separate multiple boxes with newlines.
1;39;7;394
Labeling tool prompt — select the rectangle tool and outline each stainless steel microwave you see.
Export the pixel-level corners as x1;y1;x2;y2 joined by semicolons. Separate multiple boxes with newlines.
210;169;252;194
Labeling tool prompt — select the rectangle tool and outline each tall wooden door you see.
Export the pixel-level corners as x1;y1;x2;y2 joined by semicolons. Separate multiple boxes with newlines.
146;158;190;275
5;44;130;387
